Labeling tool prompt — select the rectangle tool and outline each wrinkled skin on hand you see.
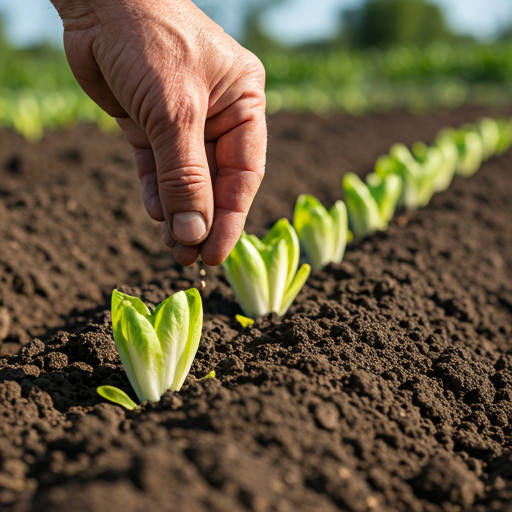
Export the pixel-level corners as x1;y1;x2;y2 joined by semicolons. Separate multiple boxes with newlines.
51;0;267;265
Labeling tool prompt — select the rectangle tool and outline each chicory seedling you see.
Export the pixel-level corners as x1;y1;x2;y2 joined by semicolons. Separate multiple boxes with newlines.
223;219;311;318
97;288;203;407
377;142;445;209
410;142;446;205
432;136;459;192
365;172;402;226
439;126;484;178
478;117;500;160
343;173;384;238
496;118;512;155
293;194;348;270
376;144;422;210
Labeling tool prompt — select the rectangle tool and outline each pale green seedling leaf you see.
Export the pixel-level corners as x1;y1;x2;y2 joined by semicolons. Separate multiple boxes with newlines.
329;200;348;265
478;117;500;159
236;315;254;328
294;194;335;270
434;136;458;192
223;236;270;318
245;233;266;253
279;264;311;316
200;370;216;380
366;173;402;225
389;143;423;209
263;239;289;312
224;219;309;318
111;288;204;403
262;219;300;291
446;127;484;178
293;194;324;235
149;290;189;396
496;118;512;154
97;386;137;410
117;302;162;402
415;146;443;207
343;173;383;237
112;290;150;322
171;288;203;391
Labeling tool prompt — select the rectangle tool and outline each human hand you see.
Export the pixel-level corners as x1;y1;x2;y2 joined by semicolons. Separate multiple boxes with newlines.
51;0;267;265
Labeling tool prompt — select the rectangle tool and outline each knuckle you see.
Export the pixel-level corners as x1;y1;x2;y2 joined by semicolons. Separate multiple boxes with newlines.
144;84;205;138
242;51;266;80
158;167;209;200
238;54;266;107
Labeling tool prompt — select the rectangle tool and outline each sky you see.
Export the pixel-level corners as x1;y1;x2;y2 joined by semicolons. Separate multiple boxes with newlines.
1;0;512;48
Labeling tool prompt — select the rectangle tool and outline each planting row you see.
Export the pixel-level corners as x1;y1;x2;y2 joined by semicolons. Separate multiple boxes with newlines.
99;115;512;410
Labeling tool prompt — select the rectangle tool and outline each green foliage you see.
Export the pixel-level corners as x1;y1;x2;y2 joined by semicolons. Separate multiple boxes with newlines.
343;173;384;237
442;126;484;178
1;12;512;137
373;117;512;213
223;219;311;318
366;173;402;224
235;315;255;328
293;194;348;270
341;0;457;48
106;289;203;404
0;36;118;140
97;386;137;410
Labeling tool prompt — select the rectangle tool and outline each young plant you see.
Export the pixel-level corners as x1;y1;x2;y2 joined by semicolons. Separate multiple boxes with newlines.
377;142;446;209
496;118;512;155
410;142;446;205
365;172;402;225
478;117;500;160
293;194;348;270
432;135;459;192
438;126;483;178
223;219;311;318
97;288;203;407
376;144;422;210
342;173;384;237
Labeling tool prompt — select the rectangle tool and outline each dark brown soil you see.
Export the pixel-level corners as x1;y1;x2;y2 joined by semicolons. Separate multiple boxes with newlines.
1;107;512;512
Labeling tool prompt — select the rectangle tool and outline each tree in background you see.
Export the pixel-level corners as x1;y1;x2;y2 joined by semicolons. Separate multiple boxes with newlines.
340;0;460;48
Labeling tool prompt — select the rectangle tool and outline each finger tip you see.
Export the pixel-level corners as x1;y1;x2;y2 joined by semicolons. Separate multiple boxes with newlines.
200;243;232;266
173;244;201;266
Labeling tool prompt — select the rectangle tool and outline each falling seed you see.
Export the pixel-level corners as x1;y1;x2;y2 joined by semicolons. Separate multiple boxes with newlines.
200;269;206;277
338;467;351;479
201;280;206;290
366;496;378;509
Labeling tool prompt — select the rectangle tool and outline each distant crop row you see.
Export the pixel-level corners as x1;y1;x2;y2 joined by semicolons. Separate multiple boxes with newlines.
1;42;512;139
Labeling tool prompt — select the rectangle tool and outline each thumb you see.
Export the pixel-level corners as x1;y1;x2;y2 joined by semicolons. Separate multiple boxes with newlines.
148;100;213;248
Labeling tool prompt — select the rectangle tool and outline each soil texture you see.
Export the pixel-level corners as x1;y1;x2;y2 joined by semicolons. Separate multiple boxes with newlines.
1;107;512;512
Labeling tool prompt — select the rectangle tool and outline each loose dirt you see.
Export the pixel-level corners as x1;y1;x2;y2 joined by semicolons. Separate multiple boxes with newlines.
1;107;512;512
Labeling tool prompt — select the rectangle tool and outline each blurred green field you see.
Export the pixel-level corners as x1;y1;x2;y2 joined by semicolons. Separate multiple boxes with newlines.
0;44;118;141
264;43;512;114
1;40;512;141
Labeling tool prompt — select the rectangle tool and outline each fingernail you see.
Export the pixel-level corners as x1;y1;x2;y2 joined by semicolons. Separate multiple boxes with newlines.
172;211;206;244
